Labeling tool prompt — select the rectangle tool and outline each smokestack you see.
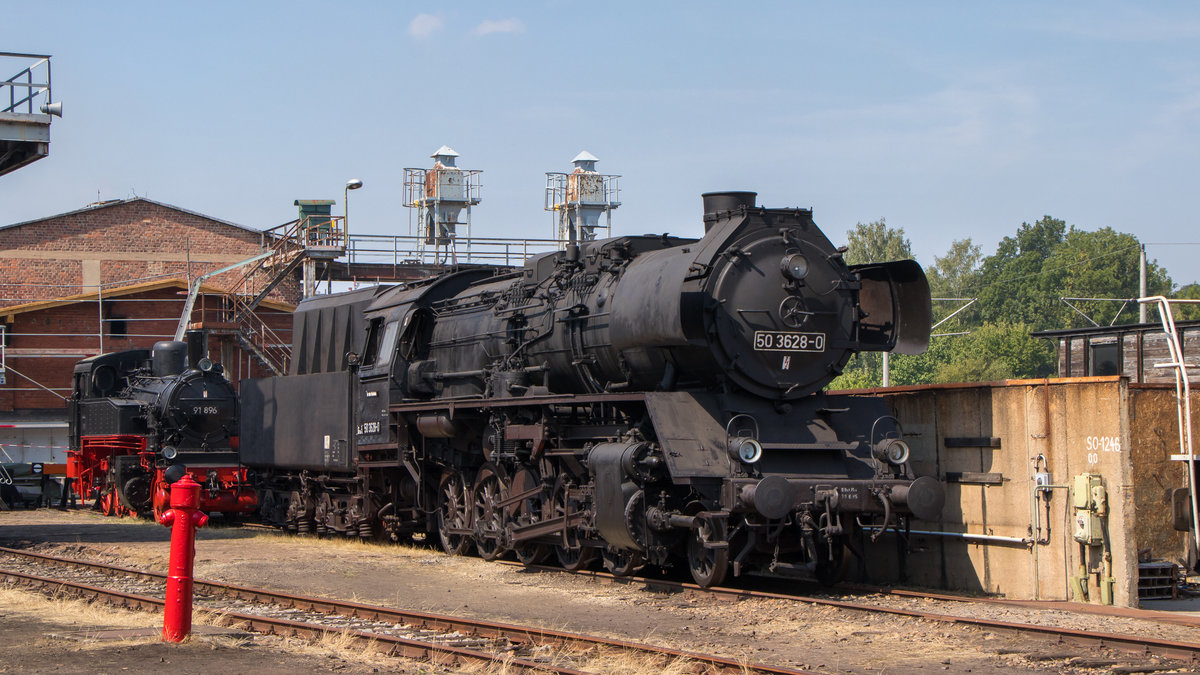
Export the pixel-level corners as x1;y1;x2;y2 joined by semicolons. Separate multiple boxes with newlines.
185;330;207;370
702;191;757;231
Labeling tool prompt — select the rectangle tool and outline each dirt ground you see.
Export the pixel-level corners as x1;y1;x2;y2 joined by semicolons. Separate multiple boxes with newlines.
0;508;1194;674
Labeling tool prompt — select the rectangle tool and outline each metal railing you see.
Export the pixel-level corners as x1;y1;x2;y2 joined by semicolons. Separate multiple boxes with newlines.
262;214;348;251
344;232;561;270
214;217;339;375
1;52;52;114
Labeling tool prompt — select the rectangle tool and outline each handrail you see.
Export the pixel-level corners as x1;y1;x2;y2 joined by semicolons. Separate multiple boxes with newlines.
343;232;561;269
1;53;52;114
1138;295;1200;563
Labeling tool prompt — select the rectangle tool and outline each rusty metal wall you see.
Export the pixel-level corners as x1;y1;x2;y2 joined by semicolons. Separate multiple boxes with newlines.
849;377;1188;607
1129;386;1193;567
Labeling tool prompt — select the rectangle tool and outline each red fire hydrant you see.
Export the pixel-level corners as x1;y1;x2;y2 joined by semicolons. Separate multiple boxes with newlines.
158;474;208;642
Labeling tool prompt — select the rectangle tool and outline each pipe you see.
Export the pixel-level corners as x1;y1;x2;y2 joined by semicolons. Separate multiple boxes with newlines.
870;489;892;543
861;526;1033;546
1139;296;1199;561
1072;544;1089;603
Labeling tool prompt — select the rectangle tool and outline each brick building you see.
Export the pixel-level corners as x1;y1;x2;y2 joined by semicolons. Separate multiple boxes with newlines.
0;198;299;465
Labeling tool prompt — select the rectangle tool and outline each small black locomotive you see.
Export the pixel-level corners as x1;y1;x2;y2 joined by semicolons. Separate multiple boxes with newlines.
243;192;944;586
67;331;255;518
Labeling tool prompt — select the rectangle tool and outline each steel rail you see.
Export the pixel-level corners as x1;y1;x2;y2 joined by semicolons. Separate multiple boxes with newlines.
0;547;802;675
0;567;578;673
500;562;1200;663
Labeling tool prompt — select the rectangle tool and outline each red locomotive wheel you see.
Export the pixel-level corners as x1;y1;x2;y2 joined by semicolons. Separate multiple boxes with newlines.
100;490;118;517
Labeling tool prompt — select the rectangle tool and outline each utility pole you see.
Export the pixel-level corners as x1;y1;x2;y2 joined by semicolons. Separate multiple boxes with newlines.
1139;244;1148;323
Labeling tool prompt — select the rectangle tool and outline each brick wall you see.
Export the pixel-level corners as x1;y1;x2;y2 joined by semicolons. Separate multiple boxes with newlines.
0;199;300;413
0;199;300;307
0;287;294;411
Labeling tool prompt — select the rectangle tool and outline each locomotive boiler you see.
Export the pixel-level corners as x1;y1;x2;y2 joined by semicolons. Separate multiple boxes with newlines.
67;331;256;519
243;192;945;586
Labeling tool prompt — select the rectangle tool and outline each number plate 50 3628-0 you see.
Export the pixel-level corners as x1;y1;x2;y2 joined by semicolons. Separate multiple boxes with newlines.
753;331;825;352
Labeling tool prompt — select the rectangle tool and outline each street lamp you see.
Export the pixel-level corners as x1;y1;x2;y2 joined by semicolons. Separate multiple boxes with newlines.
344;178;363;244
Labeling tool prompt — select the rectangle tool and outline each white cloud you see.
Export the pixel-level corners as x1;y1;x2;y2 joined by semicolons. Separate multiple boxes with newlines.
473;18;525;36
408;13;444;39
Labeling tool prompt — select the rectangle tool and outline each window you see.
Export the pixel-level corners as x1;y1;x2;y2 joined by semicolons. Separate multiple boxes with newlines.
107;317;128;337
361;319;383;367
375;321;400;366
360;319;400;369
1088;340;1121;376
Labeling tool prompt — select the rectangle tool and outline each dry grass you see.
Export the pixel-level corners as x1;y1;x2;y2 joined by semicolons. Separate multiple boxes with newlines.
3;582;741;674
0;584;155;629
232;528;445;560
0;584;165;652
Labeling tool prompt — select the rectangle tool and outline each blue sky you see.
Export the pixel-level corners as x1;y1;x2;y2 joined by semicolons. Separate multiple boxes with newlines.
4;2;1200;285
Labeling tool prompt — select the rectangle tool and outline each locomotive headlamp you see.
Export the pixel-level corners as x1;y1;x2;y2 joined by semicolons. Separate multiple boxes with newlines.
162;445;178;460
873;438;910;466
729;437;764;464
780;253;810;281
197;358;213;372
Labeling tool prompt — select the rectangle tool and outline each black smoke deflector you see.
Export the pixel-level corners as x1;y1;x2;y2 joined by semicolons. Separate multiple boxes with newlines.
850;259;932;355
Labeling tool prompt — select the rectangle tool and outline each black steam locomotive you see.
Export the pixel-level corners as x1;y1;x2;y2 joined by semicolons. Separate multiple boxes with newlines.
67;332;256;519
242;192;945;586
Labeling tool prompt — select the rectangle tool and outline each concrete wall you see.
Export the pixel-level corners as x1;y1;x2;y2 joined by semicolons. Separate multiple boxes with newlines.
845;376;1195;607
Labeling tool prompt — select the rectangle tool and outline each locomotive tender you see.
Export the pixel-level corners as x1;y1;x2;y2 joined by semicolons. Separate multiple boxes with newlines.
242;192;945;586
67;332;256;518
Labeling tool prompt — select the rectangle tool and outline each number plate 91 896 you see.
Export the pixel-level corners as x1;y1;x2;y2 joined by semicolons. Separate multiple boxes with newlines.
753;331;826;352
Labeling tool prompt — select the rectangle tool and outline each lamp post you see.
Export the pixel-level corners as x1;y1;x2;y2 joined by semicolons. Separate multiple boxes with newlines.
344;178;363;246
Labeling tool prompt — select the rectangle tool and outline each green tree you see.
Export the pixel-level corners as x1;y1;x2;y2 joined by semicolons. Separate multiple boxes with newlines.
974;218;1171;333
1171;284;1200;321
1042;228;1171;327
974;216;1066;331
826;354;880;390
843;219;913;265
929;322;1056;382
927;238;982;298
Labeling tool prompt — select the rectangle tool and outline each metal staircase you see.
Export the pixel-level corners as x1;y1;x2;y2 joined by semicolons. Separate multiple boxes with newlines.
184;215;346;376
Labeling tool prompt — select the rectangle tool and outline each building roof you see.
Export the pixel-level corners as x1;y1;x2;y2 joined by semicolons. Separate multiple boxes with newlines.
0;197;265;236
1031;319;1200;339
0;278;295;322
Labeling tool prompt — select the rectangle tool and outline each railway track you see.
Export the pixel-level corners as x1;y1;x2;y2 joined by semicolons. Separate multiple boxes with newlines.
502;561;1200;664
0;546;801;674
